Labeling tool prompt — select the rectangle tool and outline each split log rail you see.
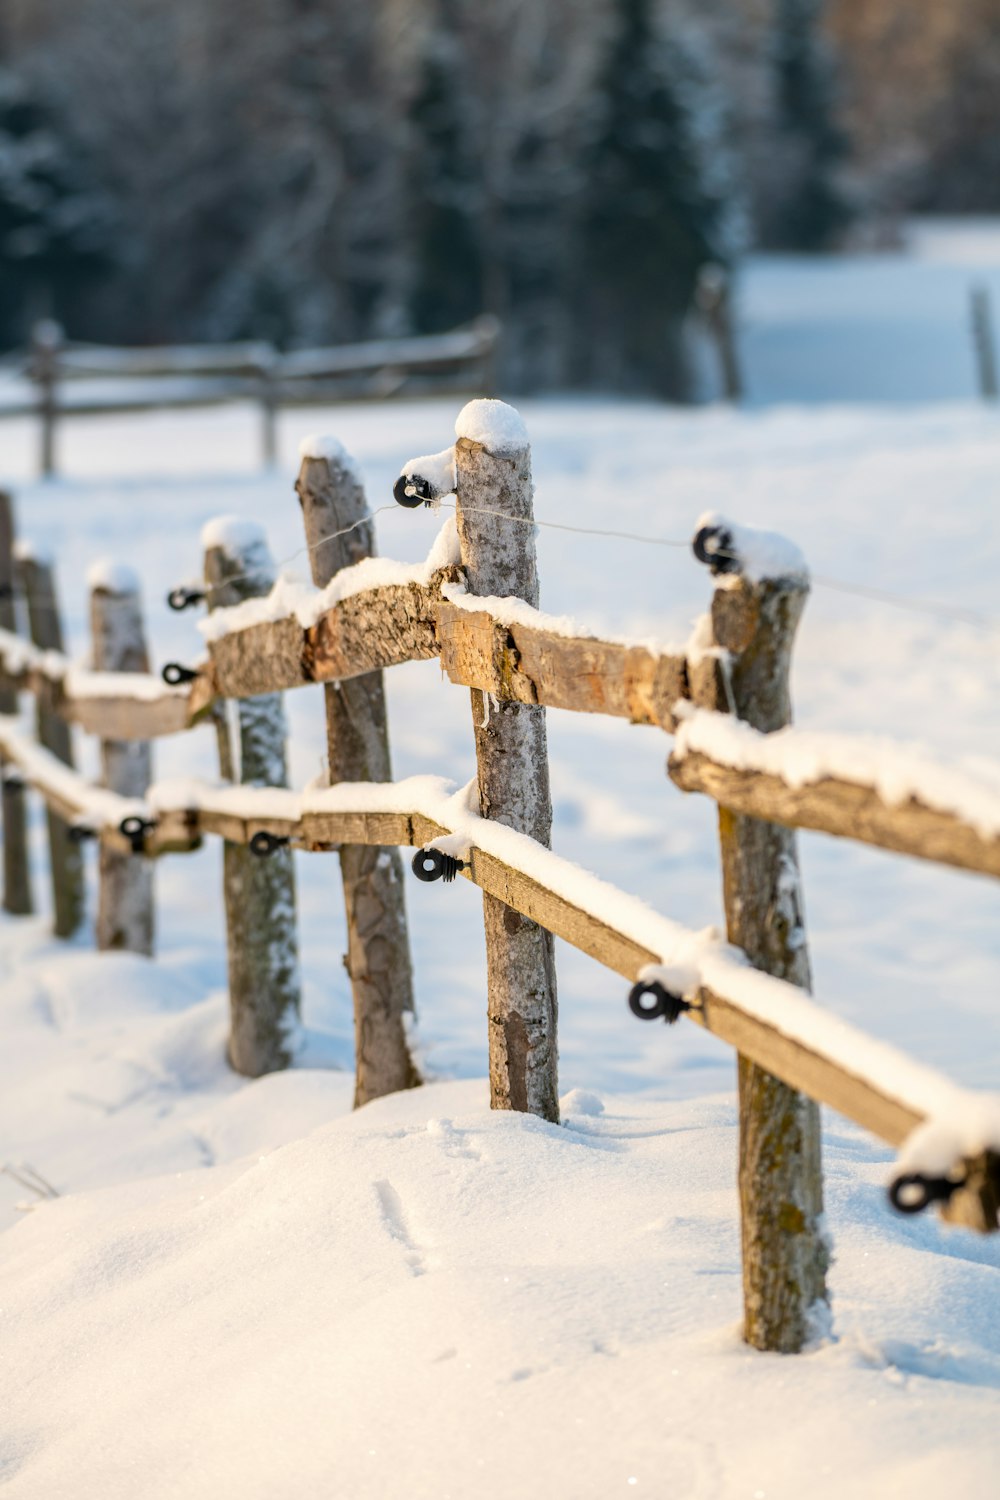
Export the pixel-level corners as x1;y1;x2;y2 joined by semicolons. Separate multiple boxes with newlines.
1;402;998;1359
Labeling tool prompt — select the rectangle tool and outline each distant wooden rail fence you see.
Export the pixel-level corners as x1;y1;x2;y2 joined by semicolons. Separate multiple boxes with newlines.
1;405;998;1359
0;317;500;475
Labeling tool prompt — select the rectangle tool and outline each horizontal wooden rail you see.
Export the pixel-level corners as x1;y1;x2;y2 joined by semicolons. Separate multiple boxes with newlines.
0;715;168;856
669;709;1000;880
0;628;194;740
195;569;722;731
3;715;985;1178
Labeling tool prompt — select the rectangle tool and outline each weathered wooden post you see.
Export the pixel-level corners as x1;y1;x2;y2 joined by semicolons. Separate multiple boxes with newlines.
30;320;62;479
970;284;998;402
257;344;278;468
203;518;301;1075
89;562;154;954
18;549;84;938
696;264;743;403
0;490;32;916
453;400;559;1122
295;439;420;1105
692;520;828;1353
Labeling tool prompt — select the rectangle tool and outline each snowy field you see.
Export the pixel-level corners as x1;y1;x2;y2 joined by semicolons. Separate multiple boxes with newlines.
3;244;1000;1495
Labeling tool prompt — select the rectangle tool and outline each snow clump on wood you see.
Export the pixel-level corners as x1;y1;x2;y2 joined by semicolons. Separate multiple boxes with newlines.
455;398;529;454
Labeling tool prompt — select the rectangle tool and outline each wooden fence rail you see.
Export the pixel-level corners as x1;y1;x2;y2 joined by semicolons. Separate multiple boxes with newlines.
3;318;500;474
1;407;998;1360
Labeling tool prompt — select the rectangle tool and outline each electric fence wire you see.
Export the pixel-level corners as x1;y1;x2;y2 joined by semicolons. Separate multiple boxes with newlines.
52;491;999;638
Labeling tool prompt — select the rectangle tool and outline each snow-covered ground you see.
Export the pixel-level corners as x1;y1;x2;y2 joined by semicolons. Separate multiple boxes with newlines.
3;244;1000;1495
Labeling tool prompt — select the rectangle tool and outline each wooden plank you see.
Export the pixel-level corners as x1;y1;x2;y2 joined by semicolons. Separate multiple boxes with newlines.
435;603;694;728
203;580;449;701
0;746;957;1164
0;631;196;740
670;750;1000;880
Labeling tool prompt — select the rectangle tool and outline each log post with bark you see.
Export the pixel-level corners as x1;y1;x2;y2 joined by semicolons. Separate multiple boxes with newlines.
0;490;32;916
693;522;829;1353
295;440;420;1106
18;550;84;938
203;519;301;1076
453;401;559;1122
89;563;154;954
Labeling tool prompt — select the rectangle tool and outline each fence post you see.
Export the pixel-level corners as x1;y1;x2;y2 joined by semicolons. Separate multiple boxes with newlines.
453;400;559;1122
203;519;301;1075
0;490;32;915
295;442;420;1105
257;344;278;468
694;526;828;1353
30;320;62;479
89;563;154;954
970;285;998;402
696;264;743;403
18;550;84;938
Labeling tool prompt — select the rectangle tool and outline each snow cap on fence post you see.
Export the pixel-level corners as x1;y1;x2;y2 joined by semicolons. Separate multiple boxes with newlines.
453;399;559;1123
203;517;301;1077
89;560;154;956
295;437;420;1106
692;513;829;1355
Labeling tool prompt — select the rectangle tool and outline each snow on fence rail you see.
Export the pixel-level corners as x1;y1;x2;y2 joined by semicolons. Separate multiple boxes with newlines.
1;408;998;1360
0;317;500;475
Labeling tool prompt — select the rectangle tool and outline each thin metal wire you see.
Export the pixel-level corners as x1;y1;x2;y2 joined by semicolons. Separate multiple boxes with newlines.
31;483;991;637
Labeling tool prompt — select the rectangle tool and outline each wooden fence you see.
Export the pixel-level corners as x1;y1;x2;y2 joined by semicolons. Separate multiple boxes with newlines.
0;317;499;476
1;402;998;1358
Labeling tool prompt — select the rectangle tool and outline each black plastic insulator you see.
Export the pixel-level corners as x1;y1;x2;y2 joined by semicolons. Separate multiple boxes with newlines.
162;662;199;686
412;847;466;884
628;979;691;1024
393;473;435;509
692;524;739;577
167;586;206;612
68;824;98;844
0;582;15;601
1;773;25;792
119;814;155;854
888;1172;961;1216
249;830;290;858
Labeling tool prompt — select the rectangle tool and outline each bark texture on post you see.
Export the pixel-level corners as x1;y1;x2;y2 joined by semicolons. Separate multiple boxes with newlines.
453;402;559;1122
204;522;300;1076
709;567;828;1353
30;321;61;479
19;552;83;938
296;444;419;1106
0;491;32;916
90;565;154;954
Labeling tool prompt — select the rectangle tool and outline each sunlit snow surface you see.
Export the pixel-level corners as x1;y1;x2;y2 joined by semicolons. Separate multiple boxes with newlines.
2;263;1000;1493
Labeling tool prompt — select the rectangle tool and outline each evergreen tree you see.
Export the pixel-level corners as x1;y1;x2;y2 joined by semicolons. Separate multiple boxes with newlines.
578;0;736;397
406;2;484;334
0;69;116;347
766;0;849;249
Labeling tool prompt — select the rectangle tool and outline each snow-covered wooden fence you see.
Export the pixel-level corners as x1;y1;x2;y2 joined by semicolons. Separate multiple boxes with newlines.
3;317;500;475
1;403;999;1359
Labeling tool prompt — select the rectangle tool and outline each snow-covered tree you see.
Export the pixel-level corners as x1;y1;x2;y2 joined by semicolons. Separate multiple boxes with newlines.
577;0;739;396
0;69;115;346
762;0;850;248
406;2;484;334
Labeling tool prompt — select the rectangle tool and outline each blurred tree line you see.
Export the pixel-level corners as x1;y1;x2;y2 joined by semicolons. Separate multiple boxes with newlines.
0;0;864;393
